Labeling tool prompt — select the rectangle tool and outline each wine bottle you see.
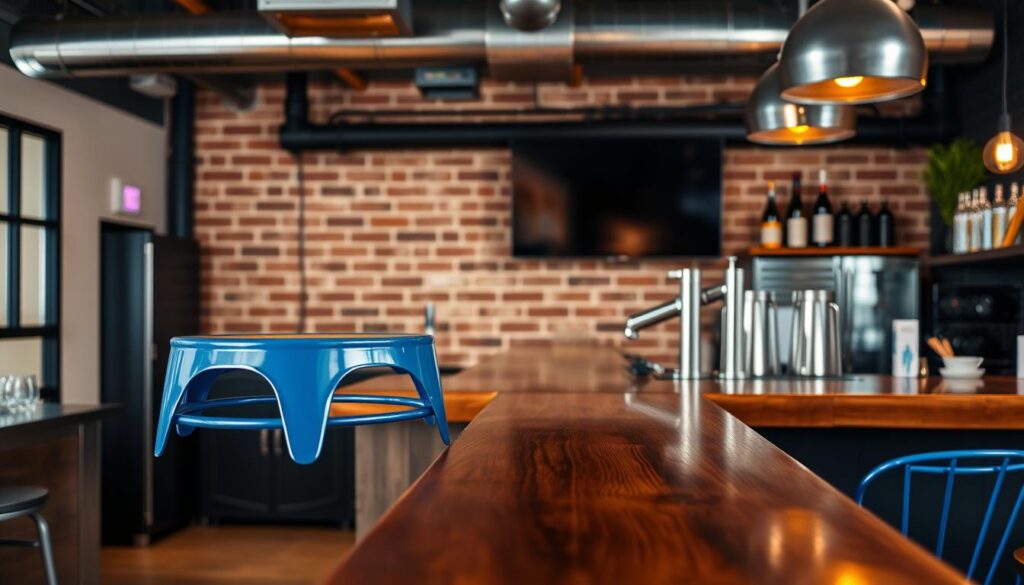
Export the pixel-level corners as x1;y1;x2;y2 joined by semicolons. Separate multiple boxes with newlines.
760;180;782;249
953;192;967;254
834;201;855;246
785;172;808;248
877;199;895;247
980;186;993;250
1010;183;1021;245
812;169;834;247
993;184;1007;249
856;199;875;246
969;189;981;252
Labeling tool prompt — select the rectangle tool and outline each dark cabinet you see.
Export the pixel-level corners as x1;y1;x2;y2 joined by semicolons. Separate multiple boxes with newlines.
200;373;355;525
202;427;354;524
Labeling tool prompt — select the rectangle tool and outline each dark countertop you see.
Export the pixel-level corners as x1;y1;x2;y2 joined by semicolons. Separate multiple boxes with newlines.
0;403;118;439
326;345;969;584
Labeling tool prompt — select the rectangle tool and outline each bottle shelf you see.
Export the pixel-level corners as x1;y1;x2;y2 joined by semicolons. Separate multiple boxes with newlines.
927;244;1024;267
748;246;921;257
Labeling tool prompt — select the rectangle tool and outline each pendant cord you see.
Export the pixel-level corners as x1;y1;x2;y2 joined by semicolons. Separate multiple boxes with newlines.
1003;0;1009;117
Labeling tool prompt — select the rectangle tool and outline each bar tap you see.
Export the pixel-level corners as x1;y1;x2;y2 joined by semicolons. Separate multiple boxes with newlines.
622;257;746;380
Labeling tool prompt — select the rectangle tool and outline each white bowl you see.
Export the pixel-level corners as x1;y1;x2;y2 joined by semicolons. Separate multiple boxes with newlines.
942;356;984;371
939;367;985;380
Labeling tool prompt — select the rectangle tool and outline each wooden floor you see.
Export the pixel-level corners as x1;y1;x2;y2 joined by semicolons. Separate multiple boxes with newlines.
101;526;355;585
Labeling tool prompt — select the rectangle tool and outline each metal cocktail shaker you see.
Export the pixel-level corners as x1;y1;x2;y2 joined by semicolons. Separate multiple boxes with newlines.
789;289;843;377
743;290;780;377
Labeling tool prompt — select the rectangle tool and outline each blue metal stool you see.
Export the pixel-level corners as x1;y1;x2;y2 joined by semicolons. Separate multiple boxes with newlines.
857;450;1024;585
154;334;449;464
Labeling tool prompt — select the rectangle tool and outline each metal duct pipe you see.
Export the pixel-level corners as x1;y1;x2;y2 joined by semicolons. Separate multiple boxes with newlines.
168;79;195;238
9;2;992;80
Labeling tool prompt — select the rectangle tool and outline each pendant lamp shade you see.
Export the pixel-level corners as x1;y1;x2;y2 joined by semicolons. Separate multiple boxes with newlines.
778;0;928;105
745;63;856;146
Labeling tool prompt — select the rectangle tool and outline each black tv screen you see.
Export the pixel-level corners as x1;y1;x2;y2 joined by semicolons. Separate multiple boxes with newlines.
512;138;722;259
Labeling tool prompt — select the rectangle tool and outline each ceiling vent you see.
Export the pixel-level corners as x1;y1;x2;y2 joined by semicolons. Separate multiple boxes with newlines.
257;0;413;37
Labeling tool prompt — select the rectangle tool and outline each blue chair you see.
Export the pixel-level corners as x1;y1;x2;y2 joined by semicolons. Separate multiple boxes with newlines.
856;450;1024;585
154;333;449;464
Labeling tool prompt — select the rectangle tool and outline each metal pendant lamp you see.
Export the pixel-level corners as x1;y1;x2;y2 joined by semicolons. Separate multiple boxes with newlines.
778;0;928;105
982;0;1024;174
746;63;856;146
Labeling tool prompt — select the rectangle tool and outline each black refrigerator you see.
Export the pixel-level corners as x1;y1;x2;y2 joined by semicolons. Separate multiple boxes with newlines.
100;224;200;545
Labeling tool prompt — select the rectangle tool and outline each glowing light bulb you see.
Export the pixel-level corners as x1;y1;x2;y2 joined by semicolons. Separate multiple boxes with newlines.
983;128;1024;174
833;76;865;88
788;125;810;134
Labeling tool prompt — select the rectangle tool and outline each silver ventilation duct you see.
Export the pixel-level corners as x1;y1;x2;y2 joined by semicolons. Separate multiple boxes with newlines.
9;1;993;82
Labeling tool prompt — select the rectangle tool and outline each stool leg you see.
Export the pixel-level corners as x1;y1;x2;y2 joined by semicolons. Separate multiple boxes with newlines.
409;349;449;446
31;513;57;585
266;368;335;465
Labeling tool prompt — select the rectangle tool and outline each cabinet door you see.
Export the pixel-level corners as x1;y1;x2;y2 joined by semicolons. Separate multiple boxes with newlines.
273;428;354;524
201;371;276;520
202;430;274;519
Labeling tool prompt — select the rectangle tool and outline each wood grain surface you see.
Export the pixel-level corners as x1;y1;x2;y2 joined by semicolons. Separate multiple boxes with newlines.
333;345;1024;428
327;391;965;584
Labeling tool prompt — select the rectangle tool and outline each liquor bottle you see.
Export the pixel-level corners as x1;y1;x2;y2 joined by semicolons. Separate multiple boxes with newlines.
980;186;993;250
877;199;895;247
760;180;783;249
785;172;808;248
1010;183;1022;245
856;199;875;246
993;184;1007;249
834;201;855;246
969;189;982;252
953;193;968;253
812;169;834;247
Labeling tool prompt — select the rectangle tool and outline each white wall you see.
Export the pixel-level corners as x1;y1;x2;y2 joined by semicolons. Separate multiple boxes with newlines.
0;64;167;404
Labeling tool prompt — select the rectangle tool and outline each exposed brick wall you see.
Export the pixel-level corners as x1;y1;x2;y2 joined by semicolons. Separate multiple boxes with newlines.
194;78;930;366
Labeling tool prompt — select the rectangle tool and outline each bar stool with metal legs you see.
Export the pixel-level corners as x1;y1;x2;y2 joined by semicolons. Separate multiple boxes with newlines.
154;333;450;465
0;486;57;585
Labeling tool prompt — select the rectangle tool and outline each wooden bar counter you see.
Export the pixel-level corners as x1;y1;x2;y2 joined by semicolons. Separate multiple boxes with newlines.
334;345;1024;429
326;344;1024;583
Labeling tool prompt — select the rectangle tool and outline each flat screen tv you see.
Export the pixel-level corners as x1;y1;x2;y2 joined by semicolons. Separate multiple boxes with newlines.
512;138;722;259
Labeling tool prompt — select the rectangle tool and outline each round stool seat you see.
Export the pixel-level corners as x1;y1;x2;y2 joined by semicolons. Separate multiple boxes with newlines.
155;333;450;464
0;486;48;515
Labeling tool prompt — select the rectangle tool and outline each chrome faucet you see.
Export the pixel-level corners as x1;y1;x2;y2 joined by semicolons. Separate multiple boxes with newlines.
623;256;746;380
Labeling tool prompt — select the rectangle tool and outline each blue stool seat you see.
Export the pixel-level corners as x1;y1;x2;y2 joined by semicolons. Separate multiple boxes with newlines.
154;333;449;464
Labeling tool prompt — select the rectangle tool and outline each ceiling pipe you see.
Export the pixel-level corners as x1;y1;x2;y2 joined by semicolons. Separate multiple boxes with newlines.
9;2;992;81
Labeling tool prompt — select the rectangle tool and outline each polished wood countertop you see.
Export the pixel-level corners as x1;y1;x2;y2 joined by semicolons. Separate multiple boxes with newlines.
327;351;968;584
333;345;1024;429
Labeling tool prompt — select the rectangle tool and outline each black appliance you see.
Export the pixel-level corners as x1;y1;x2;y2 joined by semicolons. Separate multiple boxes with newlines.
932;283;1024;375
100;225;200;545
511;138;722;258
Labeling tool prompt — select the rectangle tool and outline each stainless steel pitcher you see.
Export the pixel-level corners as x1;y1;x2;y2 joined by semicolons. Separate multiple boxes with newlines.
743;290;780;377
789;289;843;377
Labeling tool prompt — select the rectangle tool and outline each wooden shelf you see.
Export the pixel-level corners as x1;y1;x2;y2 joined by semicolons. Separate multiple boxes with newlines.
748;245;921;257
928;244;1024;268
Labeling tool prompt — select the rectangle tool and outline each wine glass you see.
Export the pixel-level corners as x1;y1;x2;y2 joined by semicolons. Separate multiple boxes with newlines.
22;375;39;411
0;376;9;413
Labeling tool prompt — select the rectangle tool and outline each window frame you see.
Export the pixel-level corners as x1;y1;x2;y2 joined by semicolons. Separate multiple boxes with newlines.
0;112;62;402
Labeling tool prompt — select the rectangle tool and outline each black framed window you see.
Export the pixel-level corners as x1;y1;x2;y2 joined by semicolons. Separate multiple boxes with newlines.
0;113;61;401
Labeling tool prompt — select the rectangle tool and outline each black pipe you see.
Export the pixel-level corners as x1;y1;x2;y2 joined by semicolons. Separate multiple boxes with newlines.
278;73;952;152
168;79;195;238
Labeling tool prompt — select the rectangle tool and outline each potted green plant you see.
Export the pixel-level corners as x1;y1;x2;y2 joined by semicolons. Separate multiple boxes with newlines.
923;139;985;253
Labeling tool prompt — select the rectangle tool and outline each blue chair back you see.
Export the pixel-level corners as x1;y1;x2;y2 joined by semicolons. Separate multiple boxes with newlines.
856;449;1024;585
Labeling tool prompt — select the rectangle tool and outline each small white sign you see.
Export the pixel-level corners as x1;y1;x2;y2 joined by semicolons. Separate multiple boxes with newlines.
1018;335;1024;379
892;319;919;378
